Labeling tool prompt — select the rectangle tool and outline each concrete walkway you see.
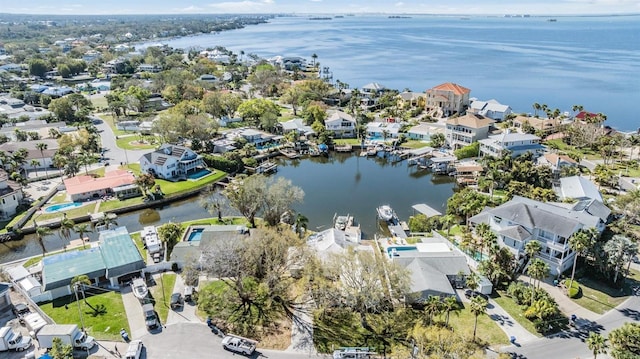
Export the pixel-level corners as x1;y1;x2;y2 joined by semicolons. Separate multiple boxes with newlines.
285;305;316;355
518;275;600;322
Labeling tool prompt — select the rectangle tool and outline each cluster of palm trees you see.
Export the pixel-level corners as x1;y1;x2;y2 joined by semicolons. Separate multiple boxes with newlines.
584;322;640;359
34;217;93;256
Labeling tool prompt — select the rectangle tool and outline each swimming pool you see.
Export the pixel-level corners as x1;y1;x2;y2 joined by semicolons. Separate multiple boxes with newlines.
187;228;204;241
44;202;84;213
187;168;212;180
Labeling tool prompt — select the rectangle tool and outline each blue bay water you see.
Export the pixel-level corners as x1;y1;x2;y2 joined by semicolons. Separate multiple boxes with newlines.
145;15;640;131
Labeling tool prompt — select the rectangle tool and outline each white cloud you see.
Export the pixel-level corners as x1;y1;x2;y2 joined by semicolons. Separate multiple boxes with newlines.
309;0;322;2
207;0;275;12
175;5;204;12
395;2;404;6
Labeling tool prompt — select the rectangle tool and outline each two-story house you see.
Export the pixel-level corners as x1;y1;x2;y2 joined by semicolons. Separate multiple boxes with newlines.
425;82;471;116
325;111;356;138
469;99;512;122
445;113;495;149
0;170;24;220
470;196;604;275
512;115;561;135
366;122;402;140
139;144;204;180
478;132;544;158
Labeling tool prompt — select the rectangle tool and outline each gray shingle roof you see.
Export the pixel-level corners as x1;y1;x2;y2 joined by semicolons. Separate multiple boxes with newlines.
395;256;469;298
498;225;532;241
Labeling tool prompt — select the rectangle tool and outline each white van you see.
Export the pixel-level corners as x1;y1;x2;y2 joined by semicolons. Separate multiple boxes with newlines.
124;340;143;359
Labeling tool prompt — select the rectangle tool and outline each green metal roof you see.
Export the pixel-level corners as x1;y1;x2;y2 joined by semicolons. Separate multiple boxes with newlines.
42;247;106;290
100;227;145;278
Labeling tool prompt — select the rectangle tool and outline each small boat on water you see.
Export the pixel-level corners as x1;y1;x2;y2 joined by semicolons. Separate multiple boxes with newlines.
376;205;395;222
131;278;149;300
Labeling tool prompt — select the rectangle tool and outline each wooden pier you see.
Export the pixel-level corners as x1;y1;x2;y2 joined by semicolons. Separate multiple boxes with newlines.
335;144;353;152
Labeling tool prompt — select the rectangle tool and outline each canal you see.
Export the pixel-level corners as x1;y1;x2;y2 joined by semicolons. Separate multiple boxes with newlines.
0;152;456;263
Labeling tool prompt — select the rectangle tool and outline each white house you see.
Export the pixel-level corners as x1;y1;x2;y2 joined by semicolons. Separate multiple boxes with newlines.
407;123;444;142
0;170;24;220
470;196;604;275
478;132;543;158
538;153;578;172
280;118;315;137
361;82;386;97
445;113;495;149
325;111;356;138
137;64;162;73
554;176;603;203
139;144;204;180
0;138;59;170
469;99;512;121
366;122;402;139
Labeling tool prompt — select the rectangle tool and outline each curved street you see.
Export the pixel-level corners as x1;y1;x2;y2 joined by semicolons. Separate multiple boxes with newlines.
91;114;150;172
504;294;639;359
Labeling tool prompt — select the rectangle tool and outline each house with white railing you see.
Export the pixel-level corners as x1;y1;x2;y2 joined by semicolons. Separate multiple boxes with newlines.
139;144;204;180
325;111;356;138
478;132;543;158
445;113;495;149
469;196;604;275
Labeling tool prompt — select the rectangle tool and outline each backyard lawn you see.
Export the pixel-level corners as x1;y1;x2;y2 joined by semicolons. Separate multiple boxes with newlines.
40;290;130;341
181;217;249;228
570;270;639;314
130;232;147;264
448;305;510;345
149;273;177;325
98;196;144;212
36;203;95;222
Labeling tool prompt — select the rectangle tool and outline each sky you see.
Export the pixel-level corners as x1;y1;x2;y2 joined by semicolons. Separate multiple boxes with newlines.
3;0;640;16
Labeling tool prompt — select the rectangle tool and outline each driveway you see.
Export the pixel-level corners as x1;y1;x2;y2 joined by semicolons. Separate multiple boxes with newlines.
165;274;200;325
120;284;148;340
92;114;150;171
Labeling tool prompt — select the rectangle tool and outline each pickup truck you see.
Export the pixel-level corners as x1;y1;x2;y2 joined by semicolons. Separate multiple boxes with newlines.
222;334;257;355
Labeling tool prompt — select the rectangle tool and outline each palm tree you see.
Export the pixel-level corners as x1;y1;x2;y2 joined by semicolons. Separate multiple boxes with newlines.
74;223;92;242
35;226;53;256
30;159;40;177
586;332;607;359
59;217;75;251
442;296;459;326
527;258;549;290
568;228;596;291
423;295;443;324
36;142;48;177
311;53;318;68
532;102;541;117
440;214;457;237
604;234;638;284
70;274;97;311
294;213;308;239
524;240;542;280
466;271;480;292
469;296;488;341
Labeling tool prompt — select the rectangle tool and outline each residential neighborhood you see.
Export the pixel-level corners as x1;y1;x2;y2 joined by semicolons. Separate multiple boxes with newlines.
0;10;638;359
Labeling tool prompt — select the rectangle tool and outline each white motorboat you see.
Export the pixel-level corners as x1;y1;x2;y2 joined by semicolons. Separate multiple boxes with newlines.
376;205;395;222
131;278;149;300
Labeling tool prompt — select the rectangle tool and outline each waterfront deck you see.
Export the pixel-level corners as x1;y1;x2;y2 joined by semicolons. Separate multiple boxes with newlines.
411;203;443;217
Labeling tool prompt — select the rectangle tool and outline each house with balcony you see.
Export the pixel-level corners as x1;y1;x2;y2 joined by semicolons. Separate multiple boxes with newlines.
325;111;356;138
445;113;495;149
478;132;543;158
139;144;204;180
0;138;59;170
469;99;512;122
469;196;604;275
512;115;561;135
366;122;402;140
538;153;578;172
279;118;315;137
426;82;471;116
137;63;162;73
397;91;424;109
407;123;444;142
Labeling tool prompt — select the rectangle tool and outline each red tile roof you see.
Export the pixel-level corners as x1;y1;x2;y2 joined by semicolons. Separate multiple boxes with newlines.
575;111;597;120
64;170;136;196
429;82;471;95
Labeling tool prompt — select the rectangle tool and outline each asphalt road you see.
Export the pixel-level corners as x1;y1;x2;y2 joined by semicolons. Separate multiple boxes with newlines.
92;115;149;170
505;295;640;359
139;322;329;359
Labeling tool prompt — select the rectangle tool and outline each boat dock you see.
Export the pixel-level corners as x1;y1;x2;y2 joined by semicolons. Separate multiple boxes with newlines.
335;144;353;152
246;161;278;174
388;222;408;239
411;203;443;217
279;148;300;159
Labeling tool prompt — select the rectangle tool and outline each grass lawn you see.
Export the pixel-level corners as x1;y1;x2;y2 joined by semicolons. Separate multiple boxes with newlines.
121;163;141;175
131;232;147;264
401;140;431;149
40;290;129;341
571;275;632;314
98;196;144;212
149;273;177;325
448;305;510;345
333;139;363;146
115;136;158;150
36;203;95;222
3;212;28;231
50;193;69;204
493;291;542;337
155;171;227;197
90;94;108;109
88;167;106;178
181;217;249;228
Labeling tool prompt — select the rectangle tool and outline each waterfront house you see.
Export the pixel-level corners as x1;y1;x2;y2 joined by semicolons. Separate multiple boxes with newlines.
325;111;356;138
386;239;470;302
0;170;24;220
407;123;444;142
139;144;204;180
238;128;278;146
40;227;145;301
279;118;315;137
366;122;402;140
469;99;512;121
0;138;58;170
63;169;138;202
425;82;471;116
444;113;495;149
454;164;484;186
361;82;386;97
478;132;543;158
306;228;370;263
469;196;604;275
397;91;424;109
513;115;561;135
137;63;162;73
171;225;252;268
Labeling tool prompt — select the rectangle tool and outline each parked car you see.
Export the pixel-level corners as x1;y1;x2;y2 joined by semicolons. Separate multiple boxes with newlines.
464;289;488;301
124;339;143;359
170;293;183;310
142;304;159;330
12;303;30;318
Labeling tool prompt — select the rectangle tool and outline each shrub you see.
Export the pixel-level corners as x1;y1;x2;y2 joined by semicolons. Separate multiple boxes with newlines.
454;142;479;159
563;279;581;298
